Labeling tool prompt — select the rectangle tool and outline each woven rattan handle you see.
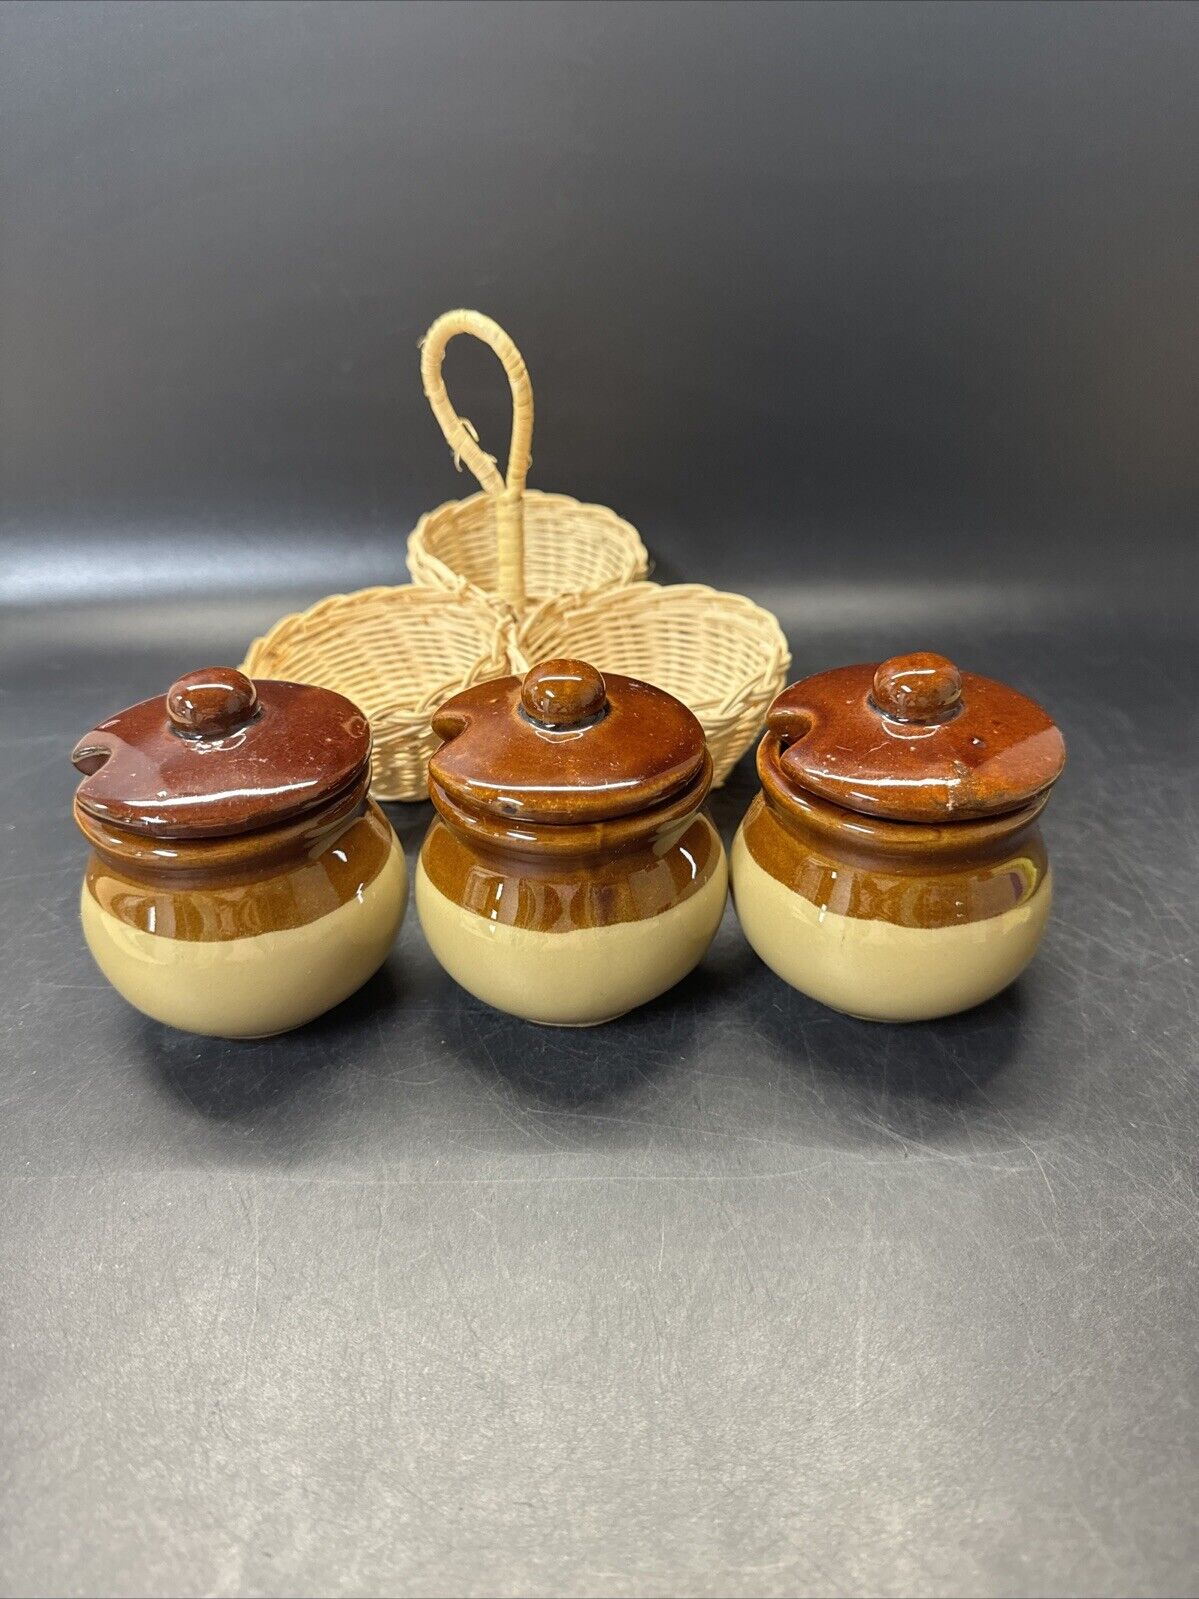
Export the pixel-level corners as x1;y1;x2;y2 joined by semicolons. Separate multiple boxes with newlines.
420;309;534;610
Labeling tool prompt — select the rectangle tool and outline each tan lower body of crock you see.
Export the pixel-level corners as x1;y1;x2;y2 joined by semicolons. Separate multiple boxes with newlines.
415;840;728;1026
80;838;408;1038
731;823;1052;1022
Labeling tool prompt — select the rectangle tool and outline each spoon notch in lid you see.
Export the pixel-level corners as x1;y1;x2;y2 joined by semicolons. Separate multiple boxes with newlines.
768;651;1066;824
72;667;372;839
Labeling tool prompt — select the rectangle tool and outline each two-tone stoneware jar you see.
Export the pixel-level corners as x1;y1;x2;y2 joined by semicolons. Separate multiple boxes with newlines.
72;667;407;1037
416;659;728;1025
732;652;1065;1021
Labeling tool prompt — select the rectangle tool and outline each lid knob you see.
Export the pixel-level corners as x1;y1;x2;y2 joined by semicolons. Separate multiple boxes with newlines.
872;653;962;723
167;667;258;737
520;659;608;728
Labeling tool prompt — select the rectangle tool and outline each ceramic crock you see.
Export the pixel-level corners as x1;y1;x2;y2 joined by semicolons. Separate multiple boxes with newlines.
416;658;728;1025
71;667;407;1037
732;652;1066;1022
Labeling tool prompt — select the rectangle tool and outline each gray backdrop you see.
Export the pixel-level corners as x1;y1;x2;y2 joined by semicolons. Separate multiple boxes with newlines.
2;0;1196;609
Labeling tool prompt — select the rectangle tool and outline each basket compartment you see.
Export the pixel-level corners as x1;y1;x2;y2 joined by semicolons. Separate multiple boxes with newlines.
242;586;512;802
409;489;648;611
514;582;790;787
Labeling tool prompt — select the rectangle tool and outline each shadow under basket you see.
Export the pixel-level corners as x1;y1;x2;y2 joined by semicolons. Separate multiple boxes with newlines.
241;585;512;802
513;582;791;787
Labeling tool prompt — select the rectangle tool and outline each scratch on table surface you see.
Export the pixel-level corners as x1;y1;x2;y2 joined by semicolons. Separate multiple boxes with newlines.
430;1223;493;1355
714;1189;766;1300
0;1148;1071;1188
239;1182;262;1388
372;1189;390;1336
0;864;77;887
950;1055;1063;1217
471;1200;514;1286
852;1202;873;1415
1066;1489;1120;1573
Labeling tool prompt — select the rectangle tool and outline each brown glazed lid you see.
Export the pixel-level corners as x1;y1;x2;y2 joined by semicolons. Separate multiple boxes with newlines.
429;659;707;827
767;652;1065;823
71;667;371;839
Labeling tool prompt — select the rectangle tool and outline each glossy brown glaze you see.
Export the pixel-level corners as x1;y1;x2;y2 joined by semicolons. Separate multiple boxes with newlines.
422;812;720;932
427;747;714;863
74;767;369;881
83;794;394;941
73;665;395;941
72;668;371;838
770;652;1066;823
424;658;722;938
871;652;961;722
429;662;706;827
165;667;259;737
520;659;607;726
744;698;1054;929
741;789;1047;930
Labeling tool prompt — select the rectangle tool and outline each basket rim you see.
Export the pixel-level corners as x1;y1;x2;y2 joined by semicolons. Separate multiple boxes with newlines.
518;578;787;627
408;488;650;606
411;484;647;541
241;582;513;718
515;580;791;655
512;580;791;720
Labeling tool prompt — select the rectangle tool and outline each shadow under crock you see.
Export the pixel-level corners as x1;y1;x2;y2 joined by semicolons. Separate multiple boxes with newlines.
136;958;402;1122
434;929;752;1112
752;971;1036;1150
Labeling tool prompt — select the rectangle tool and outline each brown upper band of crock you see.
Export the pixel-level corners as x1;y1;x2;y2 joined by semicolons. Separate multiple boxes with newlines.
74;769;373;887
427;748;715;862
85;799;395;941
739;792;1047;929
758;731;1050;868
421;812;720;933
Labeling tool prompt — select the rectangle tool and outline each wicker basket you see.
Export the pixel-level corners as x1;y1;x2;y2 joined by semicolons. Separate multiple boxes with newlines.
241;586;512;802
408;309;649;614
513;582;791;787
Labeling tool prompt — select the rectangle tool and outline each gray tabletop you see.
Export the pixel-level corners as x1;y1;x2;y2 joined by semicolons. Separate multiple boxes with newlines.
1;590;1194;1598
